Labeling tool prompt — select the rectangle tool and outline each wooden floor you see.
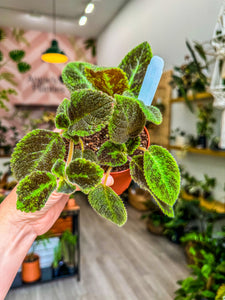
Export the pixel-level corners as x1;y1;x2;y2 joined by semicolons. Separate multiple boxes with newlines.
6;193;189;300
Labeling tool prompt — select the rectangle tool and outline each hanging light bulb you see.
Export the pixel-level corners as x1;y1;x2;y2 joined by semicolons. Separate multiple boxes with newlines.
79;15;87;26
41;0;68;63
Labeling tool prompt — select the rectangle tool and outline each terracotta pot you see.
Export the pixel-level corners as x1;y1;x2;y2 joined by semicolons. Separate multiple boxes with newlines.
128;187;151;211
22;254;41;283
110;127;150;195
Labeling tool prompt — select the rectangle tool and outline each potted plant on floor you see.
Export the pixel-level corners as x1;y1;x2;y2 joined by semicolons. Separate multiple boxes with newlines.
22;233;49;283
61;230;77;274
11;41;181;226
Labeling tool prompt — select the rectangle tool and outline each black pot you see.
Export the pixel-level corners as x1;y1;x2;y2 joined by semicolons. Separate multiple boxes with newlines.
197;135;207;149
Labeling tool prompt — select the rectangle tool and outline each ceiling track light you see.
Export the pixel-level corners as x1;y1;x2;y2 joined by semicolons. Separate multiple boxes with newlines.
79;15;87;26
85;3;95;14
41;0;68;64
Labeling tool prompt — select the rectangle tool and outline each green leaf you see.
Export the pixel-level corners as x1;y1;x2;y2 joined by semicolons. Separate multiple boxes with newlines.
55;98;70;129
9;50;25;62
83;149;98;163
62;62;95;92
85;67;129;96
129;155;174;217
97;141;127;167
0;50;3;62
136;99;162;125
72;149;98;163
125;136;141;155
57;178;76;194
62;131;79;144
109;94;146;143
16;171;57;212
67;89;114;136
11;129;66;181
66;158;104;194
17;62;31;73
51;159;66;177
144;146;180;206
201;290;215;298
119;42;152;96
88;184;127;226
216;284;225;300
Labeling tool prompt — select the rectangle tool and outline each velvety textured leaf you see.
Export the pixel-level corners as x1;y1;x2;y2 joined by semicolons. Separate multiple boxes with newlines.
51;159;66;177
144;146;180;206
17;62;31;73
129;155;174;217
67;89;114;136
11;129;66;181
9;50;25;62
83;149;98;163
88;184;127;226
62;131;79;144
109;94;145;143
136;99;162;125
57;178;77;194
55;98;70;129
125;136;141;155
97;141;127;167
73;149;98;163
85;67;129;96
62;62;95;92
118;42;152;96
66;158;104;194
16;171;57;212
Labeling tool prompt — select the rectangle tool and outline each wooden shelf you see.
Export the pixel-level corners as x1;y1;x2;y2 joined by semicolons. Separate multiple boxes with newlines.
169;145;225;157
181;191;225;214
170;92;213;103
14;104;58;112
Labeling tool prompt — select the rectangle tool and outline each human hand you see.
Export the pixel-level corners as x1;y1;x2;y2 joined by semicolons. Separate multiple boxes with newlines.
1;174;114;237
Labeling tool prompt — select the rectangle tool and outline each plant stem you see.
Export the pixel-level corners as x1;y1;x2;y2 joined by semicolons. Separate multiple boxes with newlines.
66;140;74;166
79;137;84;153
104;167;112;186
138;146;147;152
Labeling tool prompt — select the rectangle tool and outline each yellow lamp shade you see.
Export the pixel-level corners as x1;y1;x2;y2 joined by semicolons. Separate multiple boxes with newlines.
41;40;68;64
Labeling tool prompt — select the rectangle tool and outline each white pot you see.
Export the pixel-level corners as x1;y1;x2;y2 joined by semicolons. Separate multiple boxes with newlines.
175;135;186;147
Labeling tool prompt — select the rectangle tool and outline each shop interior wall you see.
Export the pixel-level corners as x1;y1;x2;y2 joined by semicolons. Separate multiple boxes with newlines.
97;0;225;201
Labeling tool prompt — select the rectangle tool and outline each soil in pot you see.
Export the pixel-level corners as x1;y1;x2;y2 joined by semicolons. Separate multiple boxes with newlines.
66;126;149;195
22;254;41;283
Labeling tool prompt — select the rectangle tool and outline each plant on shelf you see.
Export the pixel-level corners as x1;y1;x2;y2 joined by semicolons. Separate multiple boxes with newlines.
182;170;201;198
61;230;77;274
196;102;216;149
10;42;181;227
170;40;209;112
0;27;31;111
200;174;216;201
0;120;19;156
170;128;187;147
52;240;63;277
22;233;49;283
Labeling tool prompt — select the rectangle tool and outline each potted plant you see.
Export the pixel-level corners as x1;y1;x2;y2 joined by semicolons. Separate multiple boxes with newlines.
10;42;181;226
61;230;77;274
170;40;209;112
200;174;216;201
52;240;63;277
196;102;216;149
182;171;201;198
128;181;152;211
22;233;49;283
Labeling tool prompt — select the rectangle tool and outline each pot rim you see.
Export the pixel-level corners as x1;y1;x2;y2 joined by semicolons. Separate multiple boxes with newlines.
111;126;150;175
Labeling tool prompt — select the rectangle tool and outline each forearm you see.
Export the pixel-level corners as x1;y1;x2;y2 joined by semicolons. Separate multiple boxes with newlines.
0;189;36;299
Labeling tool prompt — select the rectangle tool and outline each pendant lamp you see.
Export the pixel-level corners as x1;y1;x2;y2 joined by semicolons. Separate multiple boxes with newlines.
41;0;68;63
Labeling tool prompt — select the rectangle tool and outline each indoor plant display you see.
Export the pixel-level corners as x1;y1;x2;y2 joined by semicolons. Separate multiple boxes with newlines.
200;174;216;201
170;40;209;112
11;42;180;226
61;229;77;274
196;102;216;149
22;234;49;283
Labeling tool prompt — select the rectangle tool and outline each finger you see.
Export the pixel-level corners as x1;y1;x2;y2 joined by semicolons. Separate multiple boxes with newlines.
101;174;114;187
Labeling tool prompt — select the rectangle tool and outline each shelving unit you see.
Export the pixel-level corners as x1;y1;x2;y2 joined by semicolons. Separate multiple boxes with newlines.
181;191;225;214
169;145;225;157
11;203;80;289
170;92;213;103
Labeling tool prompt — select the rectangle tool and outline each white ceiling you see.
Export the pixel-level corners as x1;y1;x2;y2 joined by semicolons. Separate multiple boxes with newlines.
0;0;130;38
